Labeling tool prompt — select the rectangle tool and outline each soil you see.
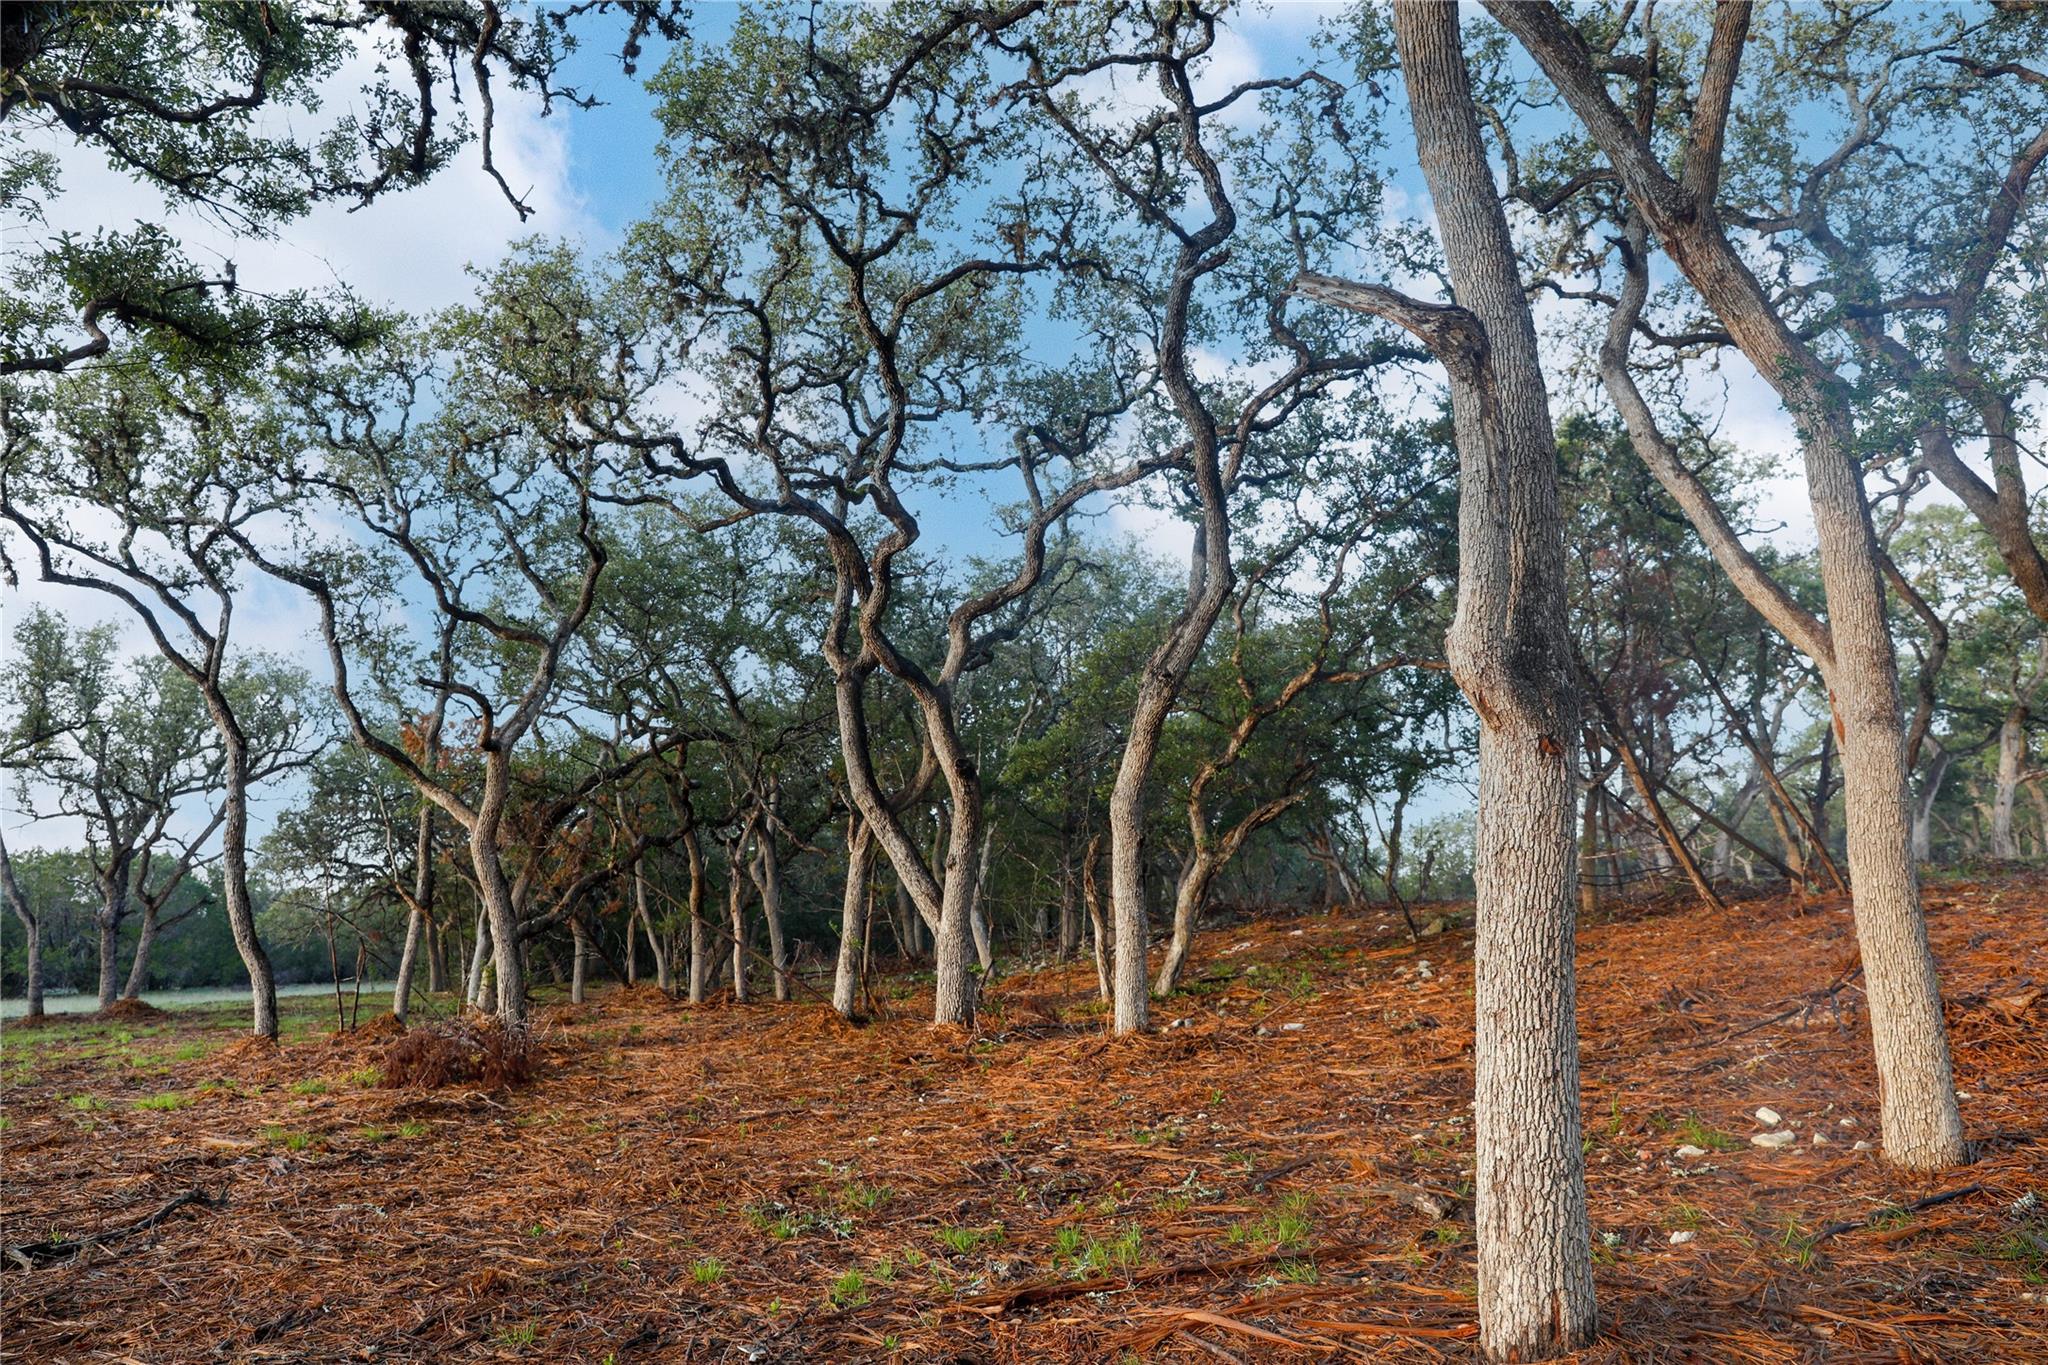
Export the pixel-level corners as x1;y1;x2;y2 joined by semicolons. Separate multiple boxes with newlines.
2;876;2043;1362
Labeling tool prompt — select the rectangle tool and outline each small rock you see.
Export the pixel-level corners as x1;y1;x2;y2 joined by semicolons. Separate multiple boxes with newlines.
1674;1144;1709;1160
1838;1117;1857;1128
1852;1140;1875;1152
1754;1106;1782;1126
1751;1130;1797;1149
1811;1133;1829;1147
1279;1021;1305;1032
1417;965;1435;981
1289;929;1305;937
1669;1230;1697;1245
1421;917;1448;937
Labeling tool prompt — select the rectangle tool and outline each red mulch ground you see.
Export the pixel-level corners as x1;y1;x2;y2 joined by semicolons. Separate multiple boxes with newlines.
2;876;2043;1363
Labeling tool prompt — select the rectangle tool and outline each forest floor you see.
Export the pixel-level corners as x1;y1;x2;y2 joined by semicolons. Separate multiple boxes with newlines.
2;876;2044;1364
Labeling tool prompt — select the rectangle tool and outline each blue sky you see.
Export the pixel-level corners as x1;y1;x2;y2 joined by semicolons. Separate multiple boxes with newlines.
7;2;1855;854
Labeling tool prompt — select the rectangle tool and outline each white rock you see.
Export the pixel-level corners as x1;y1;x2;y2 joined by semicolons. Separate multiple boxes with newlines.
1674;1144;1709;1160
1838;1117;1857;1128
1754;1106;1782;1126
1669;1230;1697;1245
1750;1130;1797;1149
1279;1021;1305;1032
1853;1140;1875;1152
1811;1133;1829;1146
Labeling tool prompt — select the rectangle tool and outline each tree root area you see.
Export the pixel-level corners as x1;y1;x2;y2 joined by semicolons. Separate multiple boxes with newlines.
3;875;2043;1362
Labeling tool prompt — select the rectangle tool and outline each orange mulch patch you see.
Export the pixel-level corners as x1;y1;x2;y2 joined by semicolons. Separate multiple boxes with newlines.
2;876;2044;1362
92;997;169;1022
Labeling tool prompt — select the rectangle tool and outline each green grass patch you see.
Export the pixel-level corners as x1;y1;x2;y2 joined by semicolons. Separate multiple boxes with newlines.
134;1091;192;1111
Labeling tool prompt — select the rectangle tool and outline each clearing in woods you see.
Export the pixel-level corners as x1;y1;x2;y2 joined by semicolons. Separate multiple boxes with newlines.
2;876;2043;1363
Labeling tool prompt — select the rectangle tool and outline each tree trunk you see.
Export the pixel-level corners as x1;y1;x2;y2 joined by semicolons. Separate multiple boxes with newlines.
1105;472;1234;1033
464;905;491;1006
1993;703;2026;859
1154;848;1217;998
394;909;425;1020
1913;742;1950;862
833;816;874;1019
684;821;707;1003
1396;4;1597;1352
1811;722;1836;858
726;850;750;1005
968;821;996;973
426;916;449;994
121;902;159;1000
1082;833;1111;1003
215;733;280;1038
750;824;790;1002
1485;0;1963;1173
469;780;527;1029
625;900;639;986
2;835;42;1017
1057;841;1081;961
570;914;590;1004
395;804;434;1021
95;852;132;1011
1579;774;1602;915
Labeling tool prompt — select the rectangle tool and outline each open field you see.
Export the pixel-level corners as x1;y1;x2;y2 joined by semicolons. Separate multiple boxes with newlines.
3;878;2043;1363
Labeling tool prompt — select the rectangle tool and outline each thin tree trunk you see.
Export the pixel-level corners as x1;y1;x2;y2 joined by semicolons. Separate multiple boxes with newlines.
833;816;874;1019
1057;842;1080;962
121;902;159;1000
750;823;790;1002
1811;723;1836;859
968;821;995;973
1579;771;1602;915
464;905;491;1006
1082;833;1111;1003
1589;698;1725;911
726;850;750;1004
684;821;707;1003
393;805;433;1021
215;738;279;1038
1;835;42;1017
570;914;590;1004
1993;703;2026;859
1913;742;1951;862
1154;849;1217;998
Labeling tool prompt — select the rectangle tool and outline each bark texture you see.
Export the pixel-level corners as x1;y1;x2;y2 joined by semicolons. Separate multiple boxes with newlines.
1395;4;1598;1353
